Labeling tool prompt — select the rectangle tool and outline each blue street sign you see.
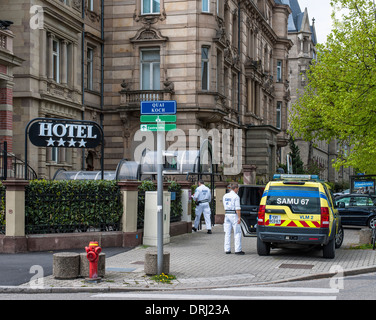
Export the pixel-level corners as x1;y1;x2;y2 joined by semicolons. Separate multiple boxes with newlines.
141;100;177;115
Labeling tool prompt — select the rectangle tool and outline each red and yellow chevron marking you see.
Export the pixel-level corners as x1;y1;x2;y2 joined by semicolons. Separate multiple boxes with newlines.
265;219;320;228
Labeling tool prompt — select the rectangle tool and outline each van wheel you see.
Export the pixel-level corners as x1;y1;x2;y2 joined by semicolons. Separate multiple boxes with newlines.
323;237;335;259
257;237;271;256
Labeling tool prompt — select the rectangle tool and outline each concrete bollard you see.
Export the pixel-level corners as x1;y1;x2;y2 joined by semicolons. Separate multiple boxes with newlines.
79;253;106;278
53;252;80;279
359;228;372;244
144;250;170;275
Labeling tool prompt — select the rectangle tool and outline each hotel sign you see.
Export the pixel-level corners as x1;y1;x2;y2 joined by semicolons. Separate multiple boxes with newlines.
28;119;102;148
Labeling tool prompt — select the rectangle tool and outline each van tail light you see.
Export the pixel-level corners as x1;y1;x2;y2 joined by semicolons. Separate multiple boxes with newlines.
321;207;330;228
258;205;266;226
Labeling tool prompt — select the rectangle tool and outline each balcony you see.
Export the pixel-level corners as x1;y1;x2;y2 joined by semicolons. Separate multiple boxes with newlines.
119;79;175;113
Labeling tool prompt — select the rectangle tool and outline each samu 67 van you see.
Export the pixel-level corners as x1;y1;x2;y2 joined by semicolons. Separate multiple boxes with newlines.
257;174;344;259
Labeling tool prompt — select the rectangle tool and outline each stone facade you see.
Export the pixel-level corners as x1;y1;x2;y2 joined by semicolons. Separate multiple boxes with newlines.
109;0;293;183
0;26;23;154
3;0;293;182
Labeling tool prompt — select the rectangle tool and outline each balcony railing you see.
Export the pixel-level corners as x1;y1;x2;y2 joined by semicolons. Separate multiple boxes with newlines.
120;89;174;107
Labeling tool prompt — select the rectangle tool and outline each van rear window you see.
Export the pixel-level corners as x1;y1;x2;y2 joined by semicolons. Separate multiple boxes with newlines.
238;187;264;206
266;186;321;214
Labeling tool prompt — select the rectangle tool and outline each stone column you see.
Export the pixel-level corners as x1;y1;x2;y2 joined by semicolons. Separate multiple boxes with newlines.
214;181;229;224
47;33;54;80
177;180;192;224
60;40;68;85
39;29;47;80
118;181;142;247
243;164;257;185
2;180;29;253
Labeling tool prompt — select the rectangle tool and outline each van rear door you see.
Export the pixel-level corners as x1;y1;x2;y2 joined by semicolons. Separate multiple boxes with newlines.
239;186;264;236
265;185;321;228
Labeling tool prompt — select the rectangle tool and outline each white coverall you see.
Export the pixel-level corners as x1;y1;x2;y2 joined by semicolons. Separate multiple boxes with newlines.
223;190;242;253
193;184;212;231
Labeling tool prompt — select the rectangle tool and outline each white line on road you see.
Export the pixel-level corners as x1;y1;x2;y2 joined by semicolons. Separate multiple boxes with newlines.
212;286;339;294
92;290;337;300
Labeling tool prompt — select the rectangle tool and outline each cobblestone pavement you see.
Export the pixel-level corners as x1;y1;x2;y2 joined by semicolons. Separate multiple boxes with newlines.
16;226;376;292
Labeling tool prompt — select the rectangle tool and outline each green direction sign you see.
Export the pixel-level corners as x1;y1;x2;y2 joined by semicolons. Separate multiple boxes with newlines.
140;124;177;132
141;115;176;123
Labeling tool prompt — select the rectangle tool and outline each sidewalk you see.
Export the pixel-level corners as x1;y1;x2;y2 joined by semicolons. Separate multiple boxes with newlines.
15;226;376;292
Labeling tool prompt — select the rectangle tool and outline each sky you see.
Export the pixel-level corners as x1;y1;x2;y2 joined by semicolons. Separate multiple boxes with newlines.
297;0;335;44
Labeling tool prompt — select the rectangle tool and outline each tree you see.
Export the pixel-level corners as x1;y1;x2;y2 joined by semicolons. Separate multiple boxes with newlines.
289;0;376;173
289;137;305;174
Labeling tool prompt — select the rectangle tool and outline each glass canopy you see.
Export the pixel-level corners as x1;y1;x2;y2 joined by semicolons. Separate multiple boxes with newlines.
53;140;214;180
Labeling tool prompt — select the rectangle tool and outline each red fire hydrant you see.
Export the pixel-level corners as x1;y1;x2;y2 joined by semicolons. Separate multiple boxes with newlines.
85;241;102;282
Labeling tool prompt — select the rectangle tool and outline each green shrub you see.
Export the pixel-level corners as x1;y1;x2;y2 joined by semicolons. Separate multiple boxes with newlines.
25;180;122;234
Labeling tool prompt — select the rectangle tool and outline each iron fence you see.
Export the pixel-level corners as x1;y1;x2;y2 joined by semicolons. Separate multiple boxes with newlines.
0;142;37;180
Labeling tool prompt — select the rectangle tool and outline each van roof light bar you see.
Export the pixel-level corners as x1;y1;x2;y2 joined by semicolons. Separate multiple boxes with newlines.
273;174;320;181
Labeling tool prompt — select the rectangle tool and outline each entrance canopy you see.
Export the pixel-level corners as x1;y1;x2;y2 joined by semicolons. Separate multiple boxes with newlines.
53;140;217;181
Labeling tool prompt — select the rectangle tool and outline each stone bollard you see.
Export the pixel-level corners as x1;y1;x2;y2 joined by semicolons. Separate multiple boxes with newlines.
359;228;372;244
79;253;106;278
144;250;170;275
53;252;80;279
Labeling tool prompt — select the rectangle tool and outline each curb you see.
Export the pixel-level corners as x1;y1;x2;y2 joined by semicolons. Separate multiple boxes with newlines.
2;265;376;294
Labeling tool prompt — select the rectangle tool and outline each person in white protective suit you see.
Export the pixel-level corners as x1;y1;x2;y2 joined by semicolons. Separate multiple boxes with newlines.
192;180;212;234
222;183;245;255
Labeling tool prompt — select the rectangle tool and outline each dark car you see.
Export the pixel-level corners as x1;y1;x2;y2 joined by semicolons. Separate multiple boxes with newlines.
335;194;376;228
238;185;265;237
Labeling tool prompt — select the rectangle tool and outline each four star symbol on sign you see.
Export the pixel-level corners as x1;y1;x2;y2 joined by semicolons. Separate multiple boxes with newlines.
45;138;88;148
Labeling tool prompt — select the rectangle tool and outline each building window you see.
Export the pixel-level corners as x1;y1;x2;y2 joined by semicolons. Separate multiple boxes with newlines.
141;49;160;90
52;39;60;83
232;12;238;47
216;49;223;94
51;147;59;163
201;47;210;91
202;0;209;12
142;0;160;14
232;73;237;109
277;60;282;83
87;48;94;90
88;0;94;11
276;101;282;129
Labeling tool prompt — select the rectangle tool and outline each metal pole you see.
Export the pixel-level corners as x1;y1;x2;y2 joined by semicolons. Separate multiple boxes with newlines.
157;129;164;275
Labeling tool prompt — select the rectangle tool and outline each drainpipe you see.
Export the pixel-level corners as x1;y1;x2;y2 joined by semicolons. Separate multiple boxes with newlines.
101;0;104;120
237;2;241;126
81;0;86;170
100;0;105;178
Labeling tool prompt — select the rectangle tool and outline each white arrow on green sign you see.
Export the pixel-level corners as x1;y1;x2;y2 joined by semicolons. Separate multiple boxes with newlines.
140;124;177;132
140;115;176;123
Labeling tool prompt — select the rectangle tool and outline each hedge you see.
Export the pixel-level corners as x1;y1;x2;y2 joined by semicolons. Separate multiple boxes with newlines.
25;180;122;234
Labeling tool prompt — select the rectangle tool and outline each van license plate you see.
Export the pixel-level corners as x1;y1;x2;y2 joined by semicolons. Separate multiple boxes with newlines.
269;215;281;224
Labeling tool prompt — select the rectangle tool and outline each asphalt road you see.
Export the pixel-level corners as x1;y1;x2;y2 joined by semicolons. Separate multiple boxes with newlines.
1;272;376;301
0;247;130;286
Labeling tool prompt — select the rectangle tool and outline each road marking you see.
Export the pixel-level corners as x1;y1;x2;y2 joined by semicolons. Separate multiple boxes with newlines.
212;286;339;294
92;286;338;300
92;293;252;300
92;293;336;300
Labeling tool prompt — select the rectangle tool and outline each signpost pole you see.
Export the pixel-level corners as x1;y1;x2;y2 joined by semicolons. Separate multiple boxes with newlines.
156;129;164;275
140;101;177;275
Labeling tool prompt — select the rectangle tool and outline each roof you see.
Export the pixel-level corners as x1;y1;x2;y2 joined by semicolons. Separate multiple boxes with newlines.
275;0;317;44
